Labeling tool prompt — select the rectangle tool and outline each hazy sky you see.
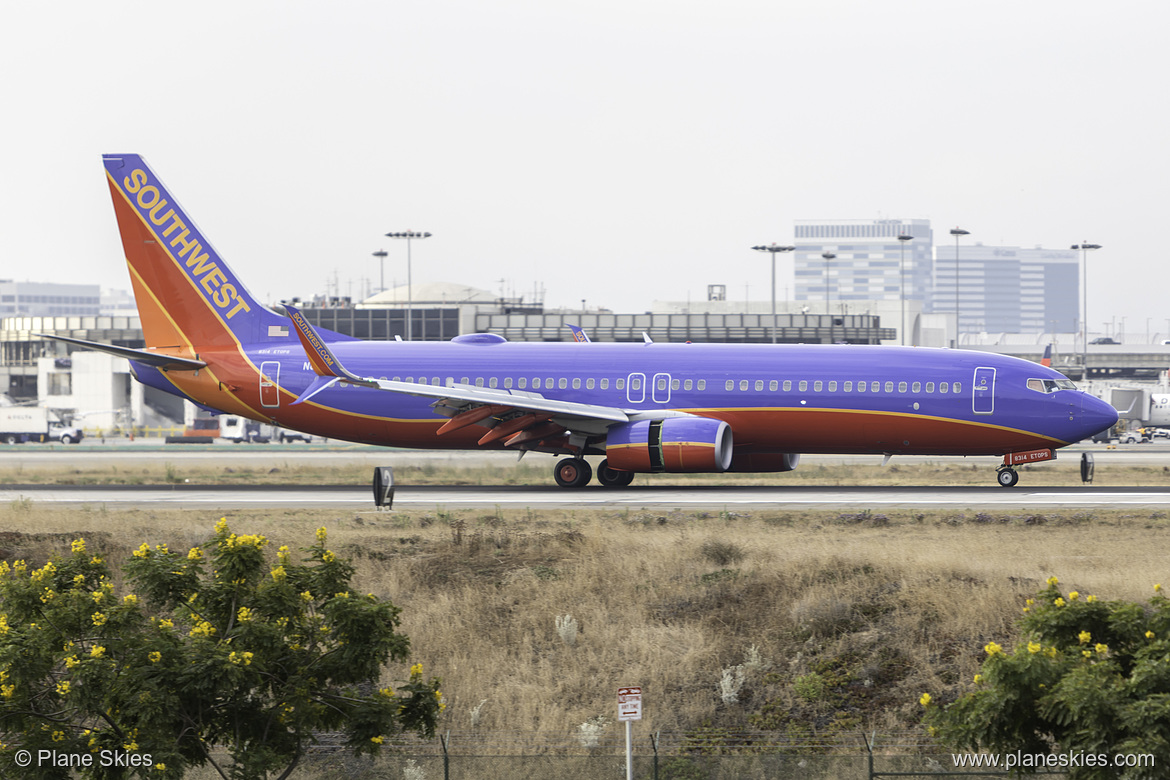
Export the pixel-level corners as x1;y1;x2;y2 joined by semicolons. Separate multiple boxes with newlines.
2;1;1166;337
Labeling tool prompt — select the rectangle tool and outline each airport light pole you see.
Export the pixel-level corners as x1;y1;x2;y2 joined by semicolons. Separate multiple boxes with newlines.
372;249;388;295
950;227;969;346
1072;242;1101;381
898;234;913;346
385;231;432;341
751;244;794;344
822;252;836;343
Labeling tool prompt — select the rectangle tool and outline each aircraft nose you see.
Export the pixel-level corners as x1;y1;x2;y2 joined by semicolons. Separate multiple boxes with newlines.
1080;393;1119;438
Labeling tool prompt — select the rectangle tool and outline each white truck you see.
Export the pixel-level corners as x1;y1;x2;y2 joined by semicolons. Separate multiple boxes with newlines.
0;407;84;444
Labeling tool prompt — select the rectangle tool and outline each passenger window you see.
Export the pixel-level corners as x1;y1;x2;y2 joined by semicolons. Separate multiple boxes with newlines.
393;376;401;382
532;378;541;389
572;378;580;389
726;380;734;391
587;378;595;389
518;377;527;389
489;378;498;388
799;380;808;391
814;380;823;391
857;381;866;393
739;380;749;391
954;382;962;393
884;381;894;392
844;381;853;392
697;380;706;390
783;380;792;391
769;380;778;391
547;378;554;388
898;381;907;393
630;376;641;391
828;381;837;392
617;378;625;390
939;382;948;394
755;380;764;391
672;379;680;390
601;378;609;390
684;379;693;390
871;381;880;392
926;382;934;393
912;382;921;393
446;377;454;386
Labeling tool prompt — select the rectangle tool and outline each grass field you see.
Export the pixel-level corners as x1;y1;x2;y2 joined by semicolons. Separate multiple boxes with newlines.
2;493;1167;752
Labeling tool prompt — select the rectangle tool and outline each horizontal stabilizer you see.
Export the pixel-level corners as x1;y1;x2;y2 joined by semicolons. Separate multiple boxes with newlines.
36;334;206;371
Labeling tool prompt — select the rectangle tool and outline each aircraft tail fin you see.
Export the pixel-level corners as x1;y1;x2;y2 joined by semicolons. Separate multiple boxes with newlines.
566;324;592;343
1041;344;1052;367
102;154;295;350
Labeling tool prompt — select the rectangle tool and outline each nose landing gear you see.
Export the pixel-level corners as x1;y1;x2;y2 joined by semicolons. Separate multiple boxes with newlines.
996;448;1055;487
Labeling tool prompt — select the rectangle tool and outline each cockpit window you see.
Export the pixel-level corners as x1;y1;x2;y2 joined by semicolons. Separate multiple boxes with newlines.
1027;378;1078;394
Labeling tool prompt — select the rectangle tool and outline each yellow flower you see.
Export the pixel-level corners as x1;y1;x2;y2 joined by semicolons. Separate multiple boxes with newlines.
322;550;336;563
1079;631;1092;644
1027;641;1041;654
919;692;932;706
1068;591;1080;601
1054;597;1066;607
71;538;87;555
1095;643;1109;655
92;612;108;627
123;594;138;606
215;517;229;534
1046;576;1059;587
56;680;71;695
1;684;15;698
190;621;217;638
1083;650;1092;658
52;730;65;742
411;662;425;676
316;526;328;544
271;566;286;582
1086;594;1098;603
300;591;313;602
984;642;1003;656
237;606;253;623
973;674;983;684
229;651;254;666
1044;646;1057;658
158;619;174;629
379;686;396;698
149;651;161;663
188;547;203;561
1146;631;1156;639
370;735;384;744
90;645;106;659
132;542;151;559
65;655;80;669
1157;583;1163;593
156;764;166;772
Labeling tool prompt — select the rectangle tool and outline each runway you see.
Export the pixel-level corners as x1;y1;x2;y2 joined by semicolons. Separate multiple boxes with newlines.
4;440;1170;510
6;483;1170;510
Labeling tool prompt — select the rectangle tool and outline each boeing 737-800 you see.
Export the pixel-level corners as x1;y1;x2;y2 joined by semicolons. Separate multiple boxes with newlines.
45;154;1117;489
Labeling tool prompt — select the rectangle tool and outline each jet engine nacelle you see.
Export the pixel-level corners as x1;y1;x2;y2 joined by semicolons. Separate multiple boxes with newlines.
605;417;733;473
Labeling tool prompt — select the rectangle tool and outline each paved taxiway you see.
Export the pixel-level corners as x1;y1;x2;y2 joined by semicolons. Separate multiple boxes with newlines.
5;483;1170;511
3;440;1170;510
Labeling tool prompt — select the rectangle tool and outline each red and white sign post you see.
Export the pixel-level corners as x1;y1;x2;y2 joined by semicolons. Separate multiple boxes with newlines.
618;687;642;780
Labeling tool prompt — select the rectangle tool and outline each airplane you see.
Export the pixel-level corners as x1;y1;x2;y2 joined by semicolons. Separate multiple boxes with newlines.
45;154;1118;490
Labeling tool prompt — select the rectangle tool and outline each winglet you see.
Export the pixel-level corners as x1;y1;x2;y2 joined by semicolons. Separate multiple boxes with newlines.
566;324;591;343
1041;344;1052;368
279;303;356;380
278;303;370;405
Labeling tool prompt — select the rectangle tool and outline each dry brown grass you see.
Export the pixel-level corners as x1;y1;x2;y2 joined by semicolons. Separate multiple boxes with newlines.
2;501;1169;751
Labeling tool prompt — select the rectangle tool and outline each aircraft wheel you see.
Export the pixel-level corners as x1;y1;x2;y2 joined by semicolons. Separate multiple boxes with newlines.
597;459;635;488
554;458;592;488
996;468;1019;488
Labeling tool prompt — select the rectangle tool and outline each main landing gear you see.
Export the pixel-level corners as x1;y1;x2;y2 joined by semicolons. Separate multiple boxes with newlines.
552;457;635;488
995;466;1020;488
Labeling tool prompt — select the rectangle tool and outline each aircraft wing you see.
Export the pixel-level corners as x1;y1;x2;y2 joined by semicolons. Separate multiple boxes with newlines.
279;304;630;449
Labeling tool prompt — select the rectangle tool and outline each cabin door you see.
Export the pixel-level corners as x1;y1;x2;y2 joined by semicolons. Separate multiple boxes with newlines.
972;366;995;415
260;361;280;408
